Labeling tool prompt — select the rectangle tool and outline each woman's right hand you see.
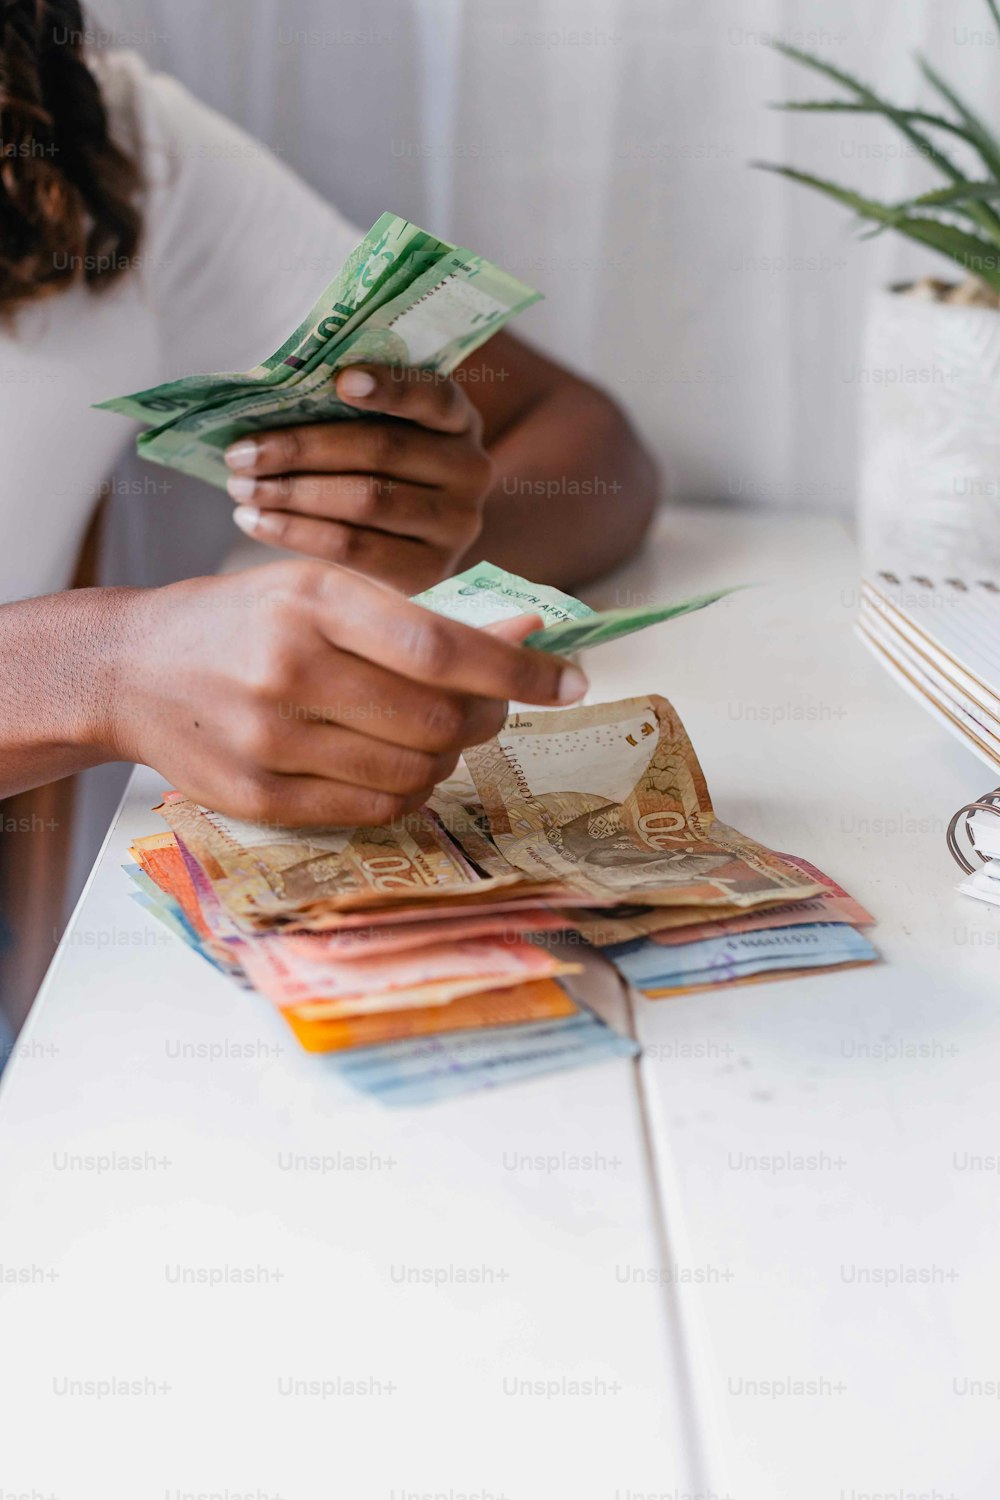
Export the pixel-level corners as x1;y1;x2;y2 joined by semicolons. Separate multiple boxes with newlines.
105;559;588;828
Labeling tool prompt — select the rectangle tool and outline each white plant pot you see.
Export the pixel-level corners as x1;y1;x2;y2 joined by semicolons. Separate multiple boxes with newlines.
858;286;1000;567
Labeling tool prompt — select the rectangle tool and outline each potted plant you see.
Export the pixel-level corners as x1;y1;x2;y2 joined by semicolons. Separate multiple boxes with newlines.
756;0;1000;566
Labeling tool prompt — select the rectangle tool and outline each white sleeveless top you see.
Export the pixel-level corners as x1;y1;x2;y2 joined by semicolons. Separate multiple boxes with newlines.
0;50;361;604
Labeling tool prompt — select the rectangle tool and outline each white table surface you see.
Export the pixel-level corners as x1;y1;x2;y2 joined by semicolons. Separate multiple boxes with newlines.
3;503;999;1499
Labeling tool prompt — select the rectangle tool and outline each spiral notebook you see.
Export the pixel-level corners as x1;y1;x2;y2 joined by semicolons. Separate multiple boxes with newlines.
858;566;1000;773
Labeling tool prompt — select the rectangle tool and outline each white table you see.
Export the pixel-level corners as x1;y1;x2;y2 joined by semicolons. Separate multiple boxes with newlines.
3;504;998;1499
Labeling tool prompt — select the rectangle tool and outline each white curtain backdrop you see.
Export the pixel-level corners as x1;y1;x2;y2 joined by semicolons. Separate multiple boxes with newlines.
90;0;1000;525
71;0;1000;891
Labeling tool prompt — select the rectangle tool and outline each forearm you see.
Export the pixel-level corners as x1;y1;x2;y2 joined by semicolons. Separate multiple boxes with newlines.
0;588;130;799
469;381;660;591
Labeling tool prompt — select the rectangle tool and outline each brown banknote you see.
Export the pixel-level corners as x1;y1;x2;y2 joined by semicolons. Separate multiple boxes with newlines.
157;792;524;929
463;696;825;910
156;792;563;930
568;853;873;946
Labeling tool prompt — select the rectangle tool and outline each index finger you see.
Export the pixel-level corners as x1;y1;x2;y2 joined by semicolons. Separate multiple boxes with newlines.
315;569;589;706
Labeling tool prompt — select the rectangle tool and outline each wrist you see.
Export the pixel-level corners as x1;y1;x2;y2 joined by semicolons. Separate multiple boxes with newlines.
64;586;149;762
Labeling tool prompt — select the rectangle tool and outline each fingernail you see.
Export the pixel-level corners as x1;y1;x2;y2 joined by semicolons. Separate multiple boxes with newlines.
338;369;376;398
232;505;260;535
225;439;258;470
226;475;257;502
557;665;589;704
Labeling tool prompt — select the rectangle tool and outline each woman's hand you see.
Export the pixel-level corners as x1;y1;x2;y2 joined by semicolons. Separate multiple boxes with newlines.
108;559;587;827
223;365;494;593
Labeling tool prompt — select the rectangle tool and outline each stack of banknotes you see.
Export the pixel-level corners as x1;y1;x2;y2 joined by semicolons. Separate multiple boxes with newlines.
96;212;543;488
102;215;876;1102
125;564;877;1106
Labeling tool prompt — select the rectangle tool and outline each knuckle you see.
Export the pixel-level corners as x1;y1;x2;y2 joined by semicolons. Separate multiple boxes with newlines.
418;693;466;750
400;787;432;818
368;421;405;469
484;698;510;739
274;427;303;468
431;748;461;783
465;398;485;442
400;617;455;680
273;557;323;596
453;505;484;549
351;475;383;523
235;771;283;826
264;510;292;546
238;712;283;768
360;789;409;827
299;474;328;507
248;629;302;701
435;372;457;405
469;449;494;494
465;698;508;747
382;368;411;409
382;746;438;795
318;523;354;565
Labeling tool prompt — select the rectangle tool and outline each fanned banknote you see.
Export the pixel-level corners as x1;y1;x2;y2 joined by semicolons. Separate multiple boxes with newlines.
126;558;877;1099
416;564;745;657
155;791;555;930
521;586;747;654
568;853;874;946
98;217;453;423
96;212;540;488
463;696;826;909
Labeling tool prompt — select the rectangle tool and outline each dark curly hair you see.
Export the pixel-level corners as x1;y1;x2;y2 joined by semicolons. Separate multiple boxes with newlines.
0;0;142;315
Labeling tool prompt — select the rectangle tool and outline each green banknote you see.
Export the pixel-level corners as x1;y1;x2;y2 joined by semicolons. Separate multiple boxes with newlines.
96;213;540;488
521;586;747;653
414;561;595;630
417;564;745;655
135;248;539;487
96;215;449;424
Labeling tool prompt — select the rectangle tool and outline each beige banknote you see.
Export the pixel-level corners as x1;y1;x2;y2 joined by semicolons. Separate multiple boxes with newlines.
463;696;825;909
157;792;503;928
568;854;872;946
156;792;557;930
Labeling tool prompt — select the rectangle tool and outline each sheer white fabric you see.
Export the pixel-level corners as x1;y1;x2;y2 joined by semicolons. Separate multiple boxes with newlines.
91;0;1000;516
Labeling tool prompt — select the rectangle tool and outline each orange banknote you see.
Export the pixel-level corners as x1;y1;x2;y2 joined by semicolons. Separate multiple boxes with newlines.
284;977;578;1052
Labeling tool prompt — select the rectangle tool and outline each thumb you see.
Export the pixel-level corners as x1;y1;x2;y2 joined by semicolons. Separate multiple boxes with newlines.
484;613;546;646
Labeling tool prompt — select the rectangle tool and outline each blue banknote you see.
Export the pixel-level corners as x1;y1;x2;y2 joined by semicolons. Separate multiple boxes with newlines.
330;1010;639;1106
606;921;878;992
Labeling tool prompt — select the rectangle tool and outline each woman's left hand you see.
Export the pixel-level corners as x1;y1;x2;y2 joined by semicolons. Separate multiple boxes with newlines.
223;364;493;593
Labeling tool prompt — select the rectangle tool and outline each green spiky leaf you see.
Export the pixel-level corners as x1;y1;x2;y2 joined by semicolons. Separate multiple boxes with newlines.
753;162;903;221
768;42;1000;239
771;99;983;146
769;43;968;183
918;56;1000;183
908;182;1000;207
754;162;1000;291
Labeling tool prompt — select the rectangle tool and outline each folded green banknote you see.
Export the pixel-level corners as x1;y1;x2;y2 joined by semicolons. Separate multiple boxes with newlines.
417;563;746;655
97;212;540;489
413;560;596;630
